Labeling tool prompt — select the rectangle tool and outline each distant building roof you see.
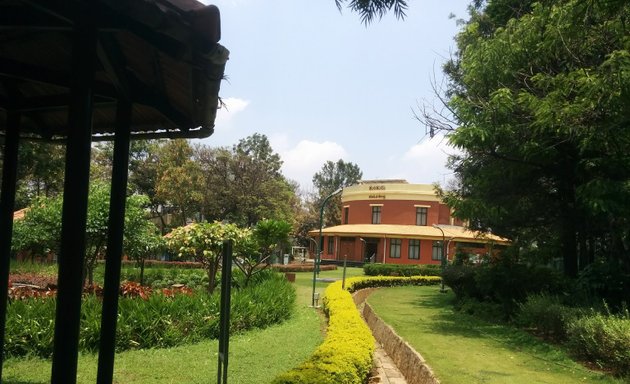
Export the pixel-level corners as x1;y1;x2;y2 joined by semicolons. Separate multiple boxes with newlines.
13;208;28;221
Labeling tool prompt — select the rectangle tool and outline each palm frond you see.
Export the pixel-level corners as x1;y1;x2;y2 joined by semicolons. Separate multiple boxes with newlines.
336;0;408;24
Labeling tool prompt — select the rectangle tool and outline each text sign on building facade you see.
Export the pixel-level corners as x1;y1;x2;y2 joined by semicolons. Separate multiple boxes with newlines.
369;185;386;199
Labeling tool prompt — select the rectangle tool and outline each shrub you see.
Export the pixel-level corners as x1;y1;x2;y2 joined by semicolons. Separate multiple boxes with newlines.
5;271;294;358
272;275;440;384
363;263;441;277
443;262;568;318
515;294;582;340
346;275;441;291
442;265;480;299
4;298;56;357
455;297;505;324
566;308;630;376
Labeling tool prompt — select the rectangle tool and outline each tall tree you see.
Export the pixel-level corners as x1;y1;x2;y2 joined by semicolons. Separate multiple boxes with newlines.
11;141;66;209
127;140;168;231
194;134;299;227
313;159;363;226
430;0;630;277
154;140;203;227
12;183;157;285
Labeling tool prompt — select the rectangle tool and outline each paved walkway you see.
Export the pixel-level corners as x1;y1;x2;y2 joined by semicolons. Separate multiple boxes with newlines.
370;343;408;383
355;289;408;384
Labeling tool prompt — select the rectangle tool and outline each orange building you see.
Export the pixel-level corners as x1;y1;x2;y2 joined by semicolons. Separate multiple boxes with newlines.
311;180;508;265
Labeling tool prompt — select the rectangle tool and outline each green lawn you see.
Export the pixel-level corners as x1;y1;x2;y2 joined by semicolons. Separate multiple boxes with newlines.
3;267;341;384
367;286;623;384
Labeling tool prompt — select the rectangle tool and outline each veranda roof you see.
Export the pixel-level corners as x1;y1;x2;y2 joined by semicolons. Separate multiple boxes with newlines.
311;224;510;244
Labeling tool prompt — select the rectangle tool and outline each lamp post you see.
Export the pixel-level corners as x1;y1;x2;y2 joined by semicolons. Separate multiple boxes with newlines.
433;224;447;293
317;187;343;276
308;237;320;307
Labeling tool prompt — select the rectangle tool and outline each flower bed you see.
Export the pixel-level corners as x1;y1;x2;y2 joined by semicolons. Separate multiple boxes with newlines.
5;272;295;358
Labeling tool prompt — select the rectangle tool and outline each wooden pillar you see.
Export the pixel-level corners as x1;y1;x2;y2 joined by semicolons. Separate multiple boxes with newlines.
51;7;97;383
97;100;132;384
0;112;20;381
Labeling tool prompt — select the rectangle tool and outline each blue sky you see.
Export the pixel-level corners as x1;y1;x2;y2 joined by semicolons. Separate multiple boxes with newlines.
196;0;470;192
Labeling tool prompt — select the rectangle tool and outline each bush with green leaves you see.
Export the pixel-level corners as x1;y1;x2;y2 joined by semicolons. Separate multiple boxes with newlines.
166;221;250;294
516;294;582;341
566;308;630;376
5;271;294;358
363;263;441;277
442;261;568;317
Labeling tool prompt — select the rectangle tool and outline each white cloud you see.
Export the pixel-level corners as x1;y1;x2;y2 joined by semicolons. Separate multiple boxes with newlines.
393;138;459;186
277;140;348;189
214;97;249;130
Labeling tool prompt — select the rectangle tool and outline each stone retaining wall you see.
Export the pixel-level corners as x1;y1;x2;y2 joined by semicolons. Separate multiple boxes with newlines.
355;289;440;384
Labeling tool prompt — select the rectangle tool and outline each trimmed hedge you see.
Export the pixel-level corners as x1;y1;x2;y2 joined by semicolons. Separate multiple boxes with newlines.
272;275;441;384
272;264;337;273
363;263;441;277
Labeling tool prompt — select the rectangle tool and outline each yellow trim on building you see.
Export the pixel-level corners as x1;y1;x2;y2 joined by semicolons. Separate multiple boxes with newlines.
343;183;440;203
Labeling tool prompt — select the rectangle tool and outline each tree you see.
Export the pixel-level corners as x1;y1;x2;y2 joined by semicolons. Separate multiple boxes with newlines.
429;0;630;277
127;140;169;232
194;134;300;227
12;183;157;285
123;198;164;286
234;219;292;286
154;140;203;226
312;159;363;226
12;141;65;209
165;221;247;294
334;0;408;24
11;196;63;259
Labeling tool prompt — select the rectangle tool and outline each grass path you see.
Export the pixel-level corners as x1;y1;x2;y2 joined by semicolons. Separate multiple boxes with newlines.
367;286;623;384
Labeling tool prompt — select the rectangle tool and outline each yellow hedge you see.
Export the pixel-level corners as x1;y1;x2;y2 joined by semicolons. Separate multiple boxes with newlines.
272;275;440;384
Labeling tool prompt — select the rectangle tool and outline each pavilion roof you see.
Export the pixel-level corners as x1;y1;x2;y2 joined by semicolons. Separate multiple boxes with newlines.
0;0;229;141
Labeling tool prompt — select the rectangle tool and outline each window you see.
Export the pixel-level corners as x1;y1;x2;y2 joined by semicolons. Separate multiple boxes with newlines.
432;241;443;261
343;207;349;224
371;206;381;224
389;239;401;258
416;207;428;226
408;239;420;260
327;237;334;254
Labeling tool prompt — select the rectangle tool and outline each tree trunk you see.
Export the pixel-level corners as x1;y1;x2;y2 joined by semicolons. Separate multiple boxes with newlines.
140;258;145;286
